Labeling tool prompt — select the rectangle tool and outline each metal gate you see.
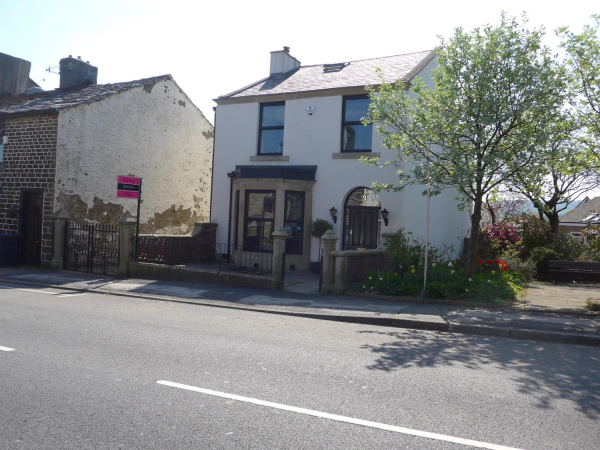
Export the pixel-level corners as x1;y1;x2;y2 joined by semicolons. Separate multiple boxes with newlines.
64;221;120;276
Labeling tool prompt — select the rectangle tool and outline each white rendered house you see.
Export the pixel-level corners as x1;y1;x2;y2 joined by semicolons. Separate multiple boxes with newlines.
211;47;470;271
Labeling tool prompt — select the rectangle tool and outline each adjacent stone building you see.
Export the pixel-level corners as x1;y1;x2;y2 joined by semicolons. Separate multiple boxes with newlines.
0;55;213;266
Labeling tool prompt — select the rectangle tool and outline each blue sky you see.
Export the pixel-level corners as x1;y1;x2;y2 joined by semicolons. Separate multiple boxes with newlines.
2;0;597;124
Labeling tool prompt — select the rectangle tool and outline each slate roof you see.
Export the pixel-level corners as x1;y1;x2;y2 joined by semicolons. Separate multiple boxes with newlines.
560;197;600;223
0;75;172;117
218;50;435;100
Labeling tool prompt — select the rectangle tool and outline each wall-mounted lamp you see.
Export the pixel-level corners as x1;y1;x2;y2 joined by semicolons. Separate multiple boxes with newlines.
329;207;338;224
381;208;389;226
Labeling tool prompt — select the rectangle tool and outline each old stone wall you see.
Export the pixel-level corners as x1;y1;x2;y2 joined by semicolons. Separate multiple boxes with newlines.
54;77;213;234
0;114;58;263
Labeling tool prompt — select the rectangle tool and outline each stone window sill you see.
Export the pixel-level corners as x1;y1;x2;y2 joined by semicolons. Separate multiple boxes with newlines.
332;152;380;159
250;155;290;162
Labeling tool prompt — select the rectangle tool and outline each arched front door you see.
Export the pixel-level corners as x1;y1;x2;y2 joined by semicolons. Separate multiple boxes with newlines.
342;187;381;250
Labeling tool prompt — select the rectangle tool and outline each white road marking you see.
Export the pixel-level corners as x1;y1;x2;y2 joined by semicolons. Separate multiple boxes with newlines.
0;285;53;294
0;346;15;352
156;380;523;450
0;285;85;298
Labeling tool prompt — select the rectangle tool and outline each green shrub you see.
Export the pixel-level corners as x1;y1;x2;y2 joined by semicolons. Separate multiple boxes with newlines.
514;215;553;259
529;247;564;278
549;234;585;261
425;281;448;299
310;219;333;260
310;219;333;238
499;249;536;282
578;244;600;262
385;228;448;271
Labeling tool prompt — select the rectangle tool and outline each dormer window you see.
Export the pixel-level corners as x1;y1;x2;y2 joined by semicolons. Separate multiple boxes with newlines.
258;102;285;155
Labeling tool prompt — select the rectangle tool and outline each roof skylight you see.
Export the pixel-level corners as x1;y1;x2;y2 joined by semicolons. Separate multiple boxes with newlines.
323;62;348;73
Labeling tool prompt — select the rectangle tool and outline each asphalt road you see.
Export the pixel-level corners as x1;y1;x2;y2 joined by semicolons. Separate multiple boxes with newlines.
1;281;599;450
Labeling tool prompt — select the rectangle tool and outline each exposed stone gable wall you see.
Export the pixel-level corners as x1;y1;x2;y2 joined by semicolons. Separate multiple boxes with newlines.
54;78;213;235
0;114;58;263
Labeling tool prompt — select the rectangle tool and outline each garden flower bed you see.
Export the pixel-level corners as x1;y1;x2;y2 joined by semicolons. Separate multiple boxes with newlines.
345;230;526;305
346;259;524;305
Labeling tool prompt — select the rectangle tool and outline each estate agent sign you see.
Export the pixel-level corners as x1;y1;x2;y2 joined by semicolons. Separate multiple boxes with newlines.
117;176;141;199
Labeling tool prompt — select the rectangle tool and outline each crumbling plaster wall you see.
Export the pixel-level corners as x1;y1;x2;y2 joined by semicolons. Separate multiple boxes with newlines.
54;78;213;234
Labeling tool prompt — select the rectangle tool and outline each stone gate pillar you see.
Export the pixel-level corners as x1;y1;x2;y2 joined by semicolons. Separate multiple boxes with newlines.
117;211;137;277
51;207;70;270
320;229;339;294
271;229;288;290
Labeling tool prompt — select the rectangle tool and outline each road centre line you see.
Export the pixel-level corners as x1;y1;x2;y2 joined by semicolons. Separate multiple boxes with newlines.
156;380;522;450
0;346;15;352
56;293;87;298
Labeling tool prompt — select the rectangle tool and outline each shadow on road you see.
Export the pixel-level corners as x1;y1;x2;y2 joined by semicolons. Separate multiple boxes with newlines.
358;329;600;419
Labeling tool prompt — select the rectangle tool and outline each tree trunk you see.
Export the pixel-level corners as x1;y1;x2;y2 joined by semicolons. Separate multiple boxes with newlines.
485;195;496;224
465;198;483;275
547;211;560;235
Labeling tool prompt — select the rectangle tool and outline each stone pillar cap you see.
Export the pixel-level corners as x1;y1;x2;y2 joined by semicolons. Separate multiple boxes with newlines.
321;229;339;241
117;210;137;223
272;229;289;239
52;207;70;220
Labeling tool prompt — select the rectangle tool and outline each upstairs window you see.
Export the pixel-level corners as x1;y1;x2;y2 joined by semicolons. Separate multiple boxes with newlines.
342;96;372;152
258;102;285;155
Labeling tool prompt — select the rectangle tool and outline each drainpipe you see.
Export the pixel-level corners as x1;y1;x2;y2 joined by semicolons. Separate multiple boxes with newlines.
227;170;236;258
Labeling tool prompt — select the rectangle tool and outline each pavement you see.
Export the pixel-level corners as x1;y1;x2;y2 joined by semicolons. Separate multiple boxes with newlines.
1;266;599;346
517;280;600;312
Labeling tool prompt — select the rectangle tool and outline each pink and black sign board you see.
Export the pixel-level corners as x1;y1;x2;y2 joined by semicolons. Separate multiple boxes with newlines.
117;176;141;199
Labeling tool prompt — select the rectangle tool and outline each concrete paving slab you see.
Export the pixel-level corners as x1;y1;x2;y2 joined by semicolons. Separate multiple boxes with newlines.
516;281;600;313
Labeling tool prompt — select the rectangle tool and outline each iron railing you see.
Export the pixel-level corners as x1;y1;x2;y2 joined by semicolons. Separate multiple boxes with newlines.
215;243;273;275
136;235;215;264
135;236;274;275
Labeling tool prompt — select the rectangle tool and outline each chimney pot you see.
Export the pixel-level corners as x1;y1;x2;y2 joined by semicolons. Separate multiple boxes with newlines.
283;46;290;53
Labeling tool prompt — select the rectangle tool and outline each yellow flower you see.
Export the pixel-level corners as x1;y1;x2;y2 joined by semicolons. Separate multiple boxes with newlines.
491;270;496;275
411;269;416;274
